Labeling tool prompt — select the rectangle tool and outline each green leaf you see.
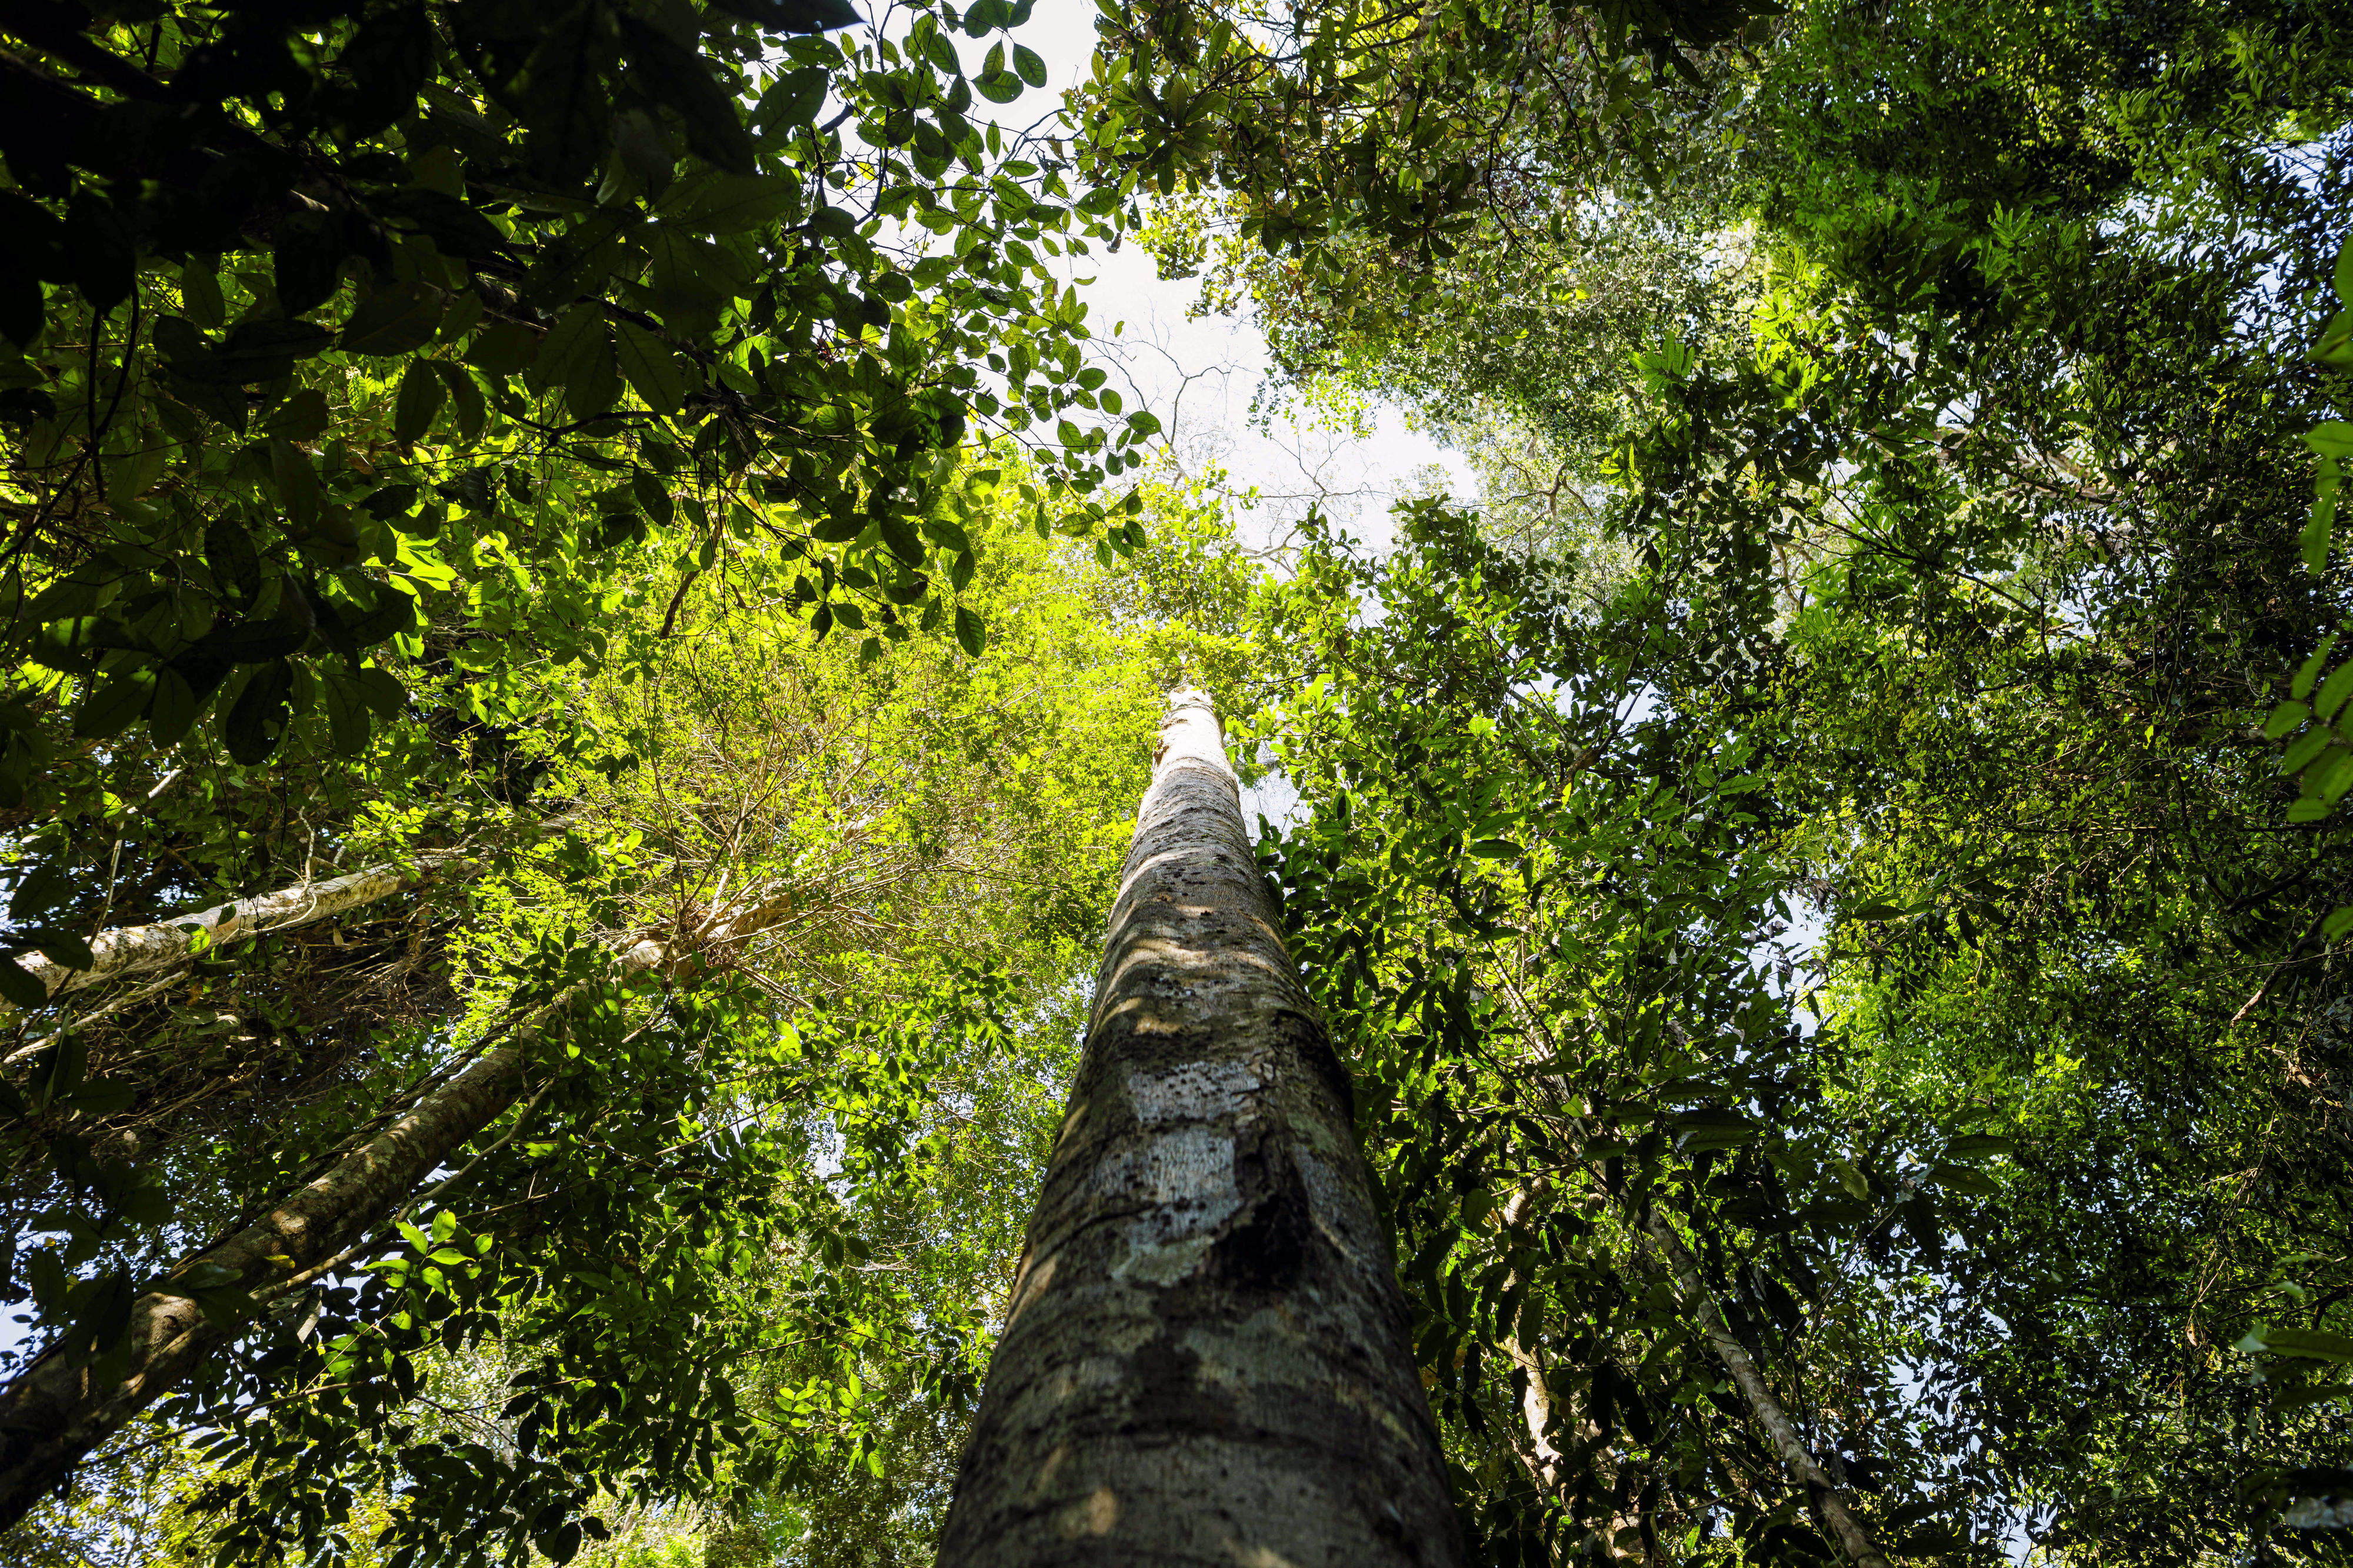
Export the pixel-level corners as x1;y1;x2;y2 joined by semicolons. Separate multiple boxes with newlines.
976;70;1022;104
22;927;94;970
706;0;860;33
2305;489;2337;574
954;603;985;657
1467;839;1522;858
356;667;408;719
71;667;155;739
395;361;447;444
261;388;332;441
149;667;204;747
619;18;758;176
540;304;607;387
878;514;926;565
2264;700;2312;739
372;189;511;262
614;321;686;415
2323;904;2353;943
273;215;346;317
2335;230;2353;306
222;660;295;766
2277;1381;2352;1412
2281;730;2335;777
2307;422;2353;461
753;67;829;131
271;439;321;528
1943;1134;2015;1159
1671;1107;1758;1152
0;960;46;1010
631;469;675;525
2316;659;2353;723
321;669;373;756
536;1522;584;1567
2259;1327;2353;1363
1012;44;1047;87
436;361;487;441
56;1079;135;1116
2295;636;2340;699
675;175;801;234
517;8;611;184
340;282;446;356
466;320;543;376
10;863;68;920
180;261;225;330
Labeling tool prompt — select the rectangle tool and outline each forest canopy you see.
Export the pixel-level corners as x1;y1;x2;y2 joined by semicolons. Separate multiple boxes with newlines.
3;0;2352;1563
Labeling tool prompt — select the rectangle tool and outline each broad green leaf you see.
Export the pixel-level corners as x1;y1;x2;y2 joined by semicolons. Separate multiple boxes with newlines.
436;361;487;441
0;960;46;1010
321;669;373;756
2264;700;2312;739
394;361;447;444
149;666;204;746
270;438;321;526
22;927;94;970
954;603;985;657
261;387;331;441
2315;659;2353;723
753;67;829;130
222;660;295;766
620;17;758;176
2259;1327;2353;1363
676;175;802;234
2305;490;2337;573
340;281;446;356
614;321;686;415
71;667;155;739
2306;422;2353;461
466;320;543;376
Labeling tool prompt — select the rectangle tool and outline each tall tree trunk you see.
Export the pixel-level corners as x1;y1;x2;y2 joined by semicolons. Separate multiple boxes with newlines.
936;689;1462;1567
0;930;671;1531
2;818;571;1027
1643;1212;1891;1568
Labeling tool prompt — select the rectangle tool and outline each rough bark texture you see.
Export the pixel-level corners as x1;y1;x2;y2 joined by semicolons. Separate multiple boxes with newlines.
0;936;665;1532
2;825;566;1024
1644;1213;1891;1568
937;689;1463;1568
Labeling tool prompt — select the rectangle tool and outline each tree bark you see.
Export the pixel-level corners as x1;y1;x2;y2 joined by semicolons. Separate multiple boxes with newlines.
0;933;665;1531
1498;1186;1652;1564
936;688;1462;1567
1642;1212;1891;1568
2;821;571;1029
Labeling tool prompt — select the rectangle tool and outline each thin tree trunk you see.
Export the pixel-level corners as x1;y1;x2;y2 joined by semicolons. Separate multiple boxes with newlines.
1643;1212;1891;1568
0;933;665;1530
936;689;1462;1567
2;819;571;1029
1499;1185;1655;1564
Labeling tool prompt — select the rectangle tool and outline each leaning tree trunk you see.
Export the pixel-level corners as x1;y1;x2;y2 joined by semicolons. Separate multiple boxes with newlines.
1;815;573;1029
0;920;692;1531
1644;1212;1892;1568
936;689;1462;1567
